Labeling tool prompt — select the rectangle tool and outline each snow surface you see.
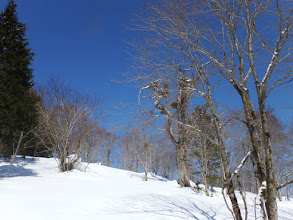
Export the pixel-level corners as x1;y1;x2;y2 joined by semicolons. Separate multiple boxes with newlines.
0;157;292;220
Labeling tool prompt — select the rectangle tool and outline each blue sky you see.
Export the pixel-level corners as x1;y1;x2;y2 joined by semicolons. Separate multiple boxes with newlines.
1;0;292;126
0;0;145;125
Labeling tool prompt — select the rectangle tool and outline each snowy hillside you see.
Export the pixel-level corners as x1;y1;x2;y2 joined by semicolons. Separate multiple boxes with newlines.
0;157;292;220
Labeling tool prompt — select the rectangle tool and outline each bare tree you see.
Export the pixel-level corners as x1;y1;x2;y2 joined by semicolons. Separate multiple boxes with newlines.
10;130;32;164
129;2;245;219
103;131;117;167
128;0;292;219
138;123;154;181
95;127;109;164
37;78;102;172
121;128;139;171
138;78;194;187
81;123;101;163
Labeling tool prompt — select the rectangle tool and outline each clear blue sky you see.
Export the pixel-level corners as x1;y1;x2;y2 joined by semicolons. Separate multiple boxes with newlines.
1;0;292;125
0;0;145;125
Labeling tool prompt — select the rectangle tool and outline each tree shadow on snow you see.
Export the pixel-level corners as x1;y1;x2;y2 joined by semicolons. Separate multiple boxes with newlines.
278;209;293;220
109;194;217;219
0;156;38;164
0;165;37;180
130;173;168;182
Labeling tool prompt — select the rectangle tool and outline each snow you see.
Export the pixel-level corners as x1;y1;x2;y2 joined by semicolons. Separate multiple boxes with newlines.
0;157;292;220
233;151;251;176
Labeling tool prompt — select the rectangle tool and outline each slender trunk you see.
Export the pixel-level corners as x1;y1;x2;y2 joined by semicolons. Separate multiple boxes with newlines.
144;170;148;181
135;156;139;172
201;143;209;192
208;100;242;220
240;92;268;218
106;147;111;167
241;92;266;187
202;159;209;192
220;144;242;219
259;103;278;220
127;162;133;171
218;140;243;220
286;175;290;201
10;131;24;164
247;166;253;193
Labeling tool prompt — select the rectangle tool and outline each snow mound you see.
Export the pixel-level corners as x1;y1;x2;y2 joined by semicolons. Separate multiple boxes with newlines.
66;154;86;171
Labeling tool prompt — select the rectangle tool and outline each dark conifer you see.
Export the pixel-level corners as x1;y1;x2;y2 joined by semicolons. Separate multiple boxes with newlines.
0;0;39;156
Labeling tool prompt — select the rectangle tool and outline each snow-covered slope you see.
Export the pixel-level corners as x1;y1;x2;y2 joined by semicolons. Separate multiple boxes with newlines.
0;157;292;220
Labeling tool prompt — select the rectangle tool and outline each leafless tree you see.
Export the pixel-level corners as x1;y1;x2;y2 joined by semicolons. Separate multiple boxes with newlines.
81;123;101;163
36;78;102;172
129;2;245;219
128;0;292;219
94;127;109;164
121;128;139;171
103;131;118;167
138;77;194;187
10;130;33;164
120;125;154;181
138;124;154;181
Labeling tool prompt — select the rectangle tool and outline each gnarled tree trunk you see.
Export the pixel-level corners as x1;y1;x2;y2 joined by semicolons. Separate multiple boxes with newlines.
176;144;190;187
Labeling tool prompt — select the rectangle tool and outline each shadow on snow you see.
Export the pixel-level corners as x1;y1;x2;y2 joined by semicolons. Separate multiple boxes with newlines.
109;194;217;219
0;164;37;180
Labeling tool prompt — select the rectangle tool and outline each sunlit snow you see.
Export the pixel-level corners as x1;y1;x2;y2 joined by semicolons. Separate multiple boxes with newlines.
0;157;292;220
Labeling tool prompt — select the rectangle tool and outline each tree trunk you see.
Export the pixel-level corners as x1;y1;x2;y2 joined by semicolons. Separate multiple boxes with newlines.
135;157;139;172
10;131;24;164
144;170;148;181
208;99;242;220
219;140;243;220
106;148;111;167
176;145;190;187
202;155;209;192
286;175;290;201
241;92;266;188
245;160;253;193
219;144;243;220
176;79;191;187
163;78;191;187
234;90;268;217
259;103;278;220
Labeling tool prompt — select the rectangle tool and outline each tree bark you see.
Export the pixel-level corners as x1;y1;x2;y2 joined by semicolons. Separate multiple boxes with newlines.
259;103;278;220
10;131;24;165
176;145;190;187
286;175;290;201
240;92;266;188
208;99;242;220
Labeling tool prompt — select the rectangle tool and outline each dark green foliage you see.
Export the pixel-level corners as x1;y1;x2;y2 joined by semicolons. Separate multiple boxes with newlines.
0;0;39;156
190;105;222;189
194;180;203;192
206;152;222;189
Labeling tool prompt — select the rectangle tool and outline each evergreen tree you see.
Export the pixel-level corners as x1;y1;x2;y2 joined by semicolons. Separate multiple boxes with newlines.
189;106;222;191
0;0;39;156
